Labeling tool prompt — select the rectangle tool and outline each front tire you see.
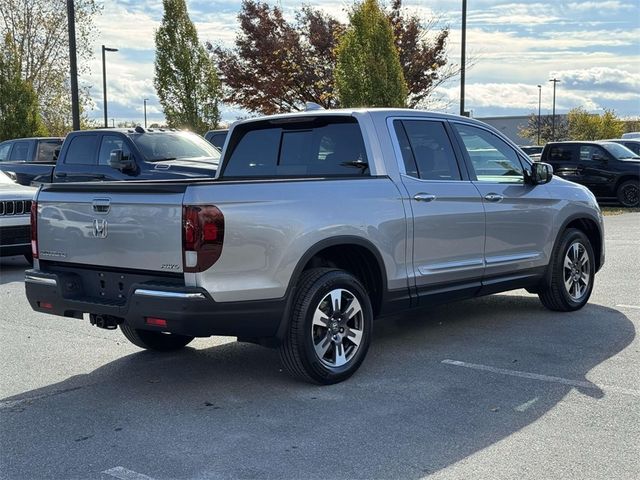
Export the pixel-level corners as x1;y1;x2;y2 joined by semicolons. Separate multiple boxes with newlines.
279;268;373;384
617;179;639;207
120;324;194;351
538;228;595;311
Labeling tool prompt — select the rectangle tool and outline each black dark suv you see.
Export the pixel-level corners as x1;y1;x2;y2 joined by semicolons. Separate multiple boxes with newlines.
541;141;640;207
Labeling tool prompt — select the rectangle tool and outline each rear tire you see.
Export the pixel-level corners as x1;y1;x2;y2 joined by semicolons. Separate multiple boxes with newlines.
538;228;595;312
617;179;639;207
120;324;194;351
279;268;373;384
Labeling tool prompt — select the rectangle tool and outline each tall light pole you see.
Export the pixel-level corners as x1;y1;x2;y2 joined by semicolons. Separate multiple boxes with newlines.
460;0;467;116
549;78;560;141
143;98;149;128
66;0;80;130
102;45;118;128
537;84;542;145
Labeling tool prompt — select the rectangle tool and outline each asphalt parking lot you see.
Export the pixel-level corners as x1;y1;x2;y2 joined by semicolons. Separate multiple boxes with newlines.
1;213;638;480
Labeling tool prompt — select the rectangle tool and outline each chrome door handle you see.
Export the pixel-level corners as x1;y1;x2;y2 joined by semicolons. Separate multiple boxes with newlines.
413;193;436;202
484;193;504;202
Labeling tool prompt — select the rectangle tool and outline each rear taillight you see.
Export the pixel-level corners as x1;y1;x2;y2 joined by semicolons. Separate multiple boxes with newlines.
182;205;224;273
30;200;38;258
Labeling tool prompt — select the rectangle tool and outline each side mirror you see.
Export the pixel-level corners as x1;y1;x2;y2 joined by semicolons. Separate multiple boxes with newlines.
109;150;135;172
531;162;553;185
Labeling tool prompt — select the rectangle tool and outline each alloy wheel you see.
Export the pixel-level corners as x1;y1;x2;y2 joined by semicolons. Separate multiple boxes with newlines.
311;288;364;368
563;241;590;301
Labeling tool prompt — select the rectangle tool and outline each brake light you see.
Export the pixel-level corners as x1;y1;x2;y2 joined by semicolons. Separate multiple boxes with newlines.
182;205;224;273
30;200;38;258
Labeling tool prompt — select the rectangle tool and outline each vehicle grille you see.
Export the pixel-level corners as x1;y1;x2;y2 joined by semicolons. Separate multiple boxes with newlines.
0;200;32;216
0;225;31;246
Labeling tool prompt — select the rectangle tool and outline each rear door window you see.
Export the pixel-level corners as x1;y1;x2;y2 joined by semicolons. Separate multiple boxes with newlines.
64;135;98;165
223;118;369;178
36;140;62;162
9;141;30;161
393;120;461;180
548;145;575;163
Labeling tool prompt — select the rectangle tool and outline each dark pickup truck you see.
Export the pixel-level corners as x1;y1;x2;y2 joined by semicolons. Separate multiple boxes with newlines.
541;141;640;207
0;137;64;165
0;127;220;186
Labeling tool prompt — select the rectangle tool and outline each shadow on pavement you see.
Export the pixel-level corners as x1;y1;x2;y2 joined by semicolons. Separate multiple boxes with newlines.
0;257;30;286
0;295;635;479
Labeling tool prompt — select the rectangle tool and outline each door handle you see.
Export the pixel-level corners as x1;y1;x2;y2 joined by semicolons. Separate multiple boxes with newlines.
484;193;504;202
413;193;437;202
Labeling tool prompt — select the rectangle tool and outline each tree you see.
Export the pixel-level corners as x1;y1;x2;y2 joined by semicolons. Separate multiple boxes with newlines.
0;34;45;141
0;0;100;135
212;0;451;114
212;1;344;114
519;113;569;144
567;107;624;140
154;0;221;134
335;0;407;108
387;0;450;107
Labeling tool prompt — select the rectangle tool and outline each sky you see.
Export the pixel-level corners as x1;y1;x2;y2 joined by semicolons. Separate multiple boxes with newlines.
83;0;640;126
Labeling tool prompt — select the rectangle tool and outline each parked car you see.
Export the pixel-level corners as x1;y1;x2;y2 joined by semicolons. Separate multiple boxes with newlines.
605;138;640;155
0;137;63;164
519;145;543;156
26;109;604;384
0;127;220;186
541;141;640;207
204;129;228;150
621;132;640;139
0;171;36;262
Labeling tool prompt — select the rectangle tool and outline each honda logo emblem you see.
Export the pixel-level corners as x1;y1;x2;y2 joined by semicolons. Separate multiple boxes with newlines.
93;219;108;238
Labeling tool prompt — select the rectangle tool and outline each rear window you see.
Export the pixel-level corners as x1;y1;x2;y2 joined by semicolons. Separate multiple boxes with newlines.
223;117;369;178
36;140;62;162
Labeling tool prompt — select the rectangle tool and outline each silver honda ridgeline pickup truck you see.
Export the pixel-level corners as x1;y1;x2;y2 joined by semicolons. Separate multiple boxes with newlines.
25;109;604;384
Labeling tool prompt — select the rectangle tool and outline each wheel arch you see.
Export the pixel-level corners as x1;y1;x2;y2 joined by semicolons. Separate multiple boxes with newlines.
275;236;389;341
557;213;604;273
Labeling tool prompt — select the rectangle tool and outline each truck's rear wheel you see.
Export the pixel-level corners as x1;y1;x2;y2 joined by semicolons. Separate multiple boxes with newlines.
120;324;194;351
538;228;595;312
279;268;373;384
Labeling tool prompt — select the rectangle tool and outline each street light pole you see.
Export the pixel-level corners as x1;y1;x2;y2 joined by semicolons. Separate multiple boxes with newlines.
549;78;560;141
537;84;542;145
102;45;119;128
460;0;467;116
66;0;80;130
143;99;149;128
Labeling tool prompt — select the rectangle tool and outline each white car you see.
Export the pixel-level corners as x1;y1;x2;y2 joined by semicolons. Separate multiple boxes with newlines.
0;170;36;262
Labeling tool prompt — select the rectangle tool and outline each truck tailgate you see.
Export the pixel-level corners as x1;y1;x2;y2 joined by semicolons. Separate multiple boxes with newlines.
36;186;185;273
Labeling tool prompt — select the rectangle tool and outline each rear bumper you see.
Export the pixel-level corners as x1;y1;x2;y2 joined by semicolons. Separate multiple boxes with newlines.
25;270;285;338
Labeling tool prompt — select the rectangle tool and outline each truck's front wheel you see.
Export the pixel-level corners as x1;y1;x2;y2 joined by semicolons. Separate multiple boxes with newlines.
120;324;194;351
279;268;373;384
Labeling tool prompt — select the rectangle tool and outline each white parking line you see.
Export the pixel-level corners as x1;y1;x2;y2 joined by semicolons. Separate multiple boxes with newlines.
616;304;640;310
441;359;640;397
102;467;156;480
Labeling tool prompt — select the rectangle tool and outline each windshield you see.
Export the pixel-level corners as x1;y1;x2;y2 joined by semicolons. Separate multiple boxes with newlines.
131;132;220;163
600;142;640;160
